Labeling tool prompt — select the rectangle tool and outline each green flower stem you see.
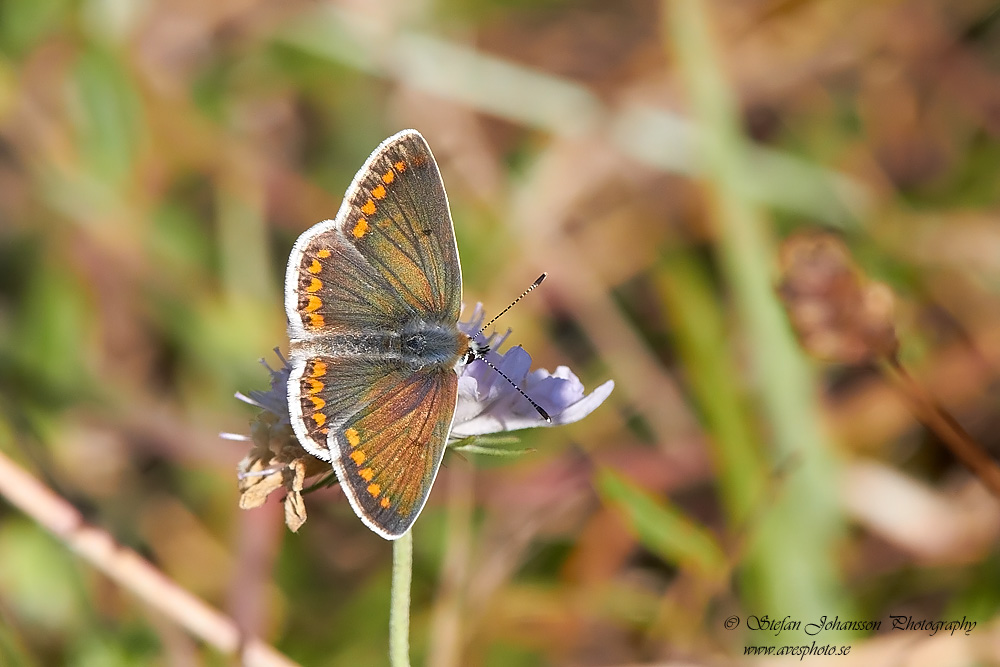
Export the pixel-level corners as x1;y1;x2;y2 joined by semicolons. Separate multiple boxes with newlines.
389;530;413;667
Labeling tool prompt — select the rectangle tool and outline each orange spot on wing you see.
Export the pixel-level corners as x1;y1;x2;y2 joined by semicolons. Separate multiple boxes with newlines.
307;313;325;328
359;468;374;481
350;450;366;465
361;199;376;215
345;428;360;447
306;277;322;293
305;295;322;313
310;361;327;378
380;497;391;508
308;259;321;274
372;184;386;199
393;160;406;173
381;169;395;184
366;483;381;497
309;395;326;409
306;378;323;394
312;412;327;426
316;248;331;258
353;218;369;238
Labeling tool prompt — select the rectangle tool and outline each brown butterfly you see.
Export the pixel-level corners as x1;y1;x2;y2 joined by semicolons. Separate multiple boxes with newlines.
283;130;486;539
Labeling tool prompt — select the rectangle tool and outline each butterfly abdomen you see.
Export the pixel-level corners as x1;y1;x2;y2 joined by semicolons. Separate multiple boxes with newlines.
290;320;468;370
290;333;396;358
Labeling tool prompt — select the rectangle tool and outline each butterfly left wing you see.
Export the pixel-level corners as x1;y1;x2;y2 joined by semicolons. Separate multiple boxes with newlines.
285;130;463;342
339;130;463;322
289;354;457;539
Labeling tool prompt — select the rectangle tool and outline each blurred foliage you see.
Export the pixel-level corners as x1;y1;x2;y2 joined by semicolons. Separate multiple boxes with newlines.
1;0;1000;665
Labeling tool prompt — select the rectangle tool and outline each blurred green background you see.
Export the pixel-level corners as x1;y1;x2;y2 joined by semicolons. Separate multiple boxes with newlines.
1;0;1000;665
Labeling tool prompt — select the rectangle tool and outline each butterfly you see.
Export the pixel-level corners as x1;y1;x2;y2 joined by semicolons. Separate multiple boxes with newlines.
283;130;487;540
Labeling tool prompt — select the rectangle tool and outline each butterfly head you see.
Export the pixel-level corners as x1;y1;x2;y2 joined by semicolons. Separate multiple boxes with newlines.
460;337;489;367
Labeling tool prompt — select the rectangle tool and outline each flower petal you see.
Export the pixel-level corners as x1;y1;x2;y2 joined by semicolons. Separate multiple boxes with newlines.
451;310;614;438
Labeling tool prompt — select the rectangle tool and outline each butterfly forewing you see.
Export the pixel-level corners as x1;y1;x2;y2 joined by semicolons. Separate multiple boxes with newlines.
341;132;462;321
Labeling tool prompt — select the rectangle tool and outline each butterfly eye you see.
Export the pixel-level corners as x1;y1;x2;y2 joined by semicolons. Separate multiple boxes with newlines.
462;340;488;365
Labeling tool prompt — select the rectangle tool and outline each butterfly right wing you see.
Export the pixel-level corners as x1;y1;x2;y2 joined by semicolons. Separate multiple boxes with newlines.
288;353;457;538
288;355;394;462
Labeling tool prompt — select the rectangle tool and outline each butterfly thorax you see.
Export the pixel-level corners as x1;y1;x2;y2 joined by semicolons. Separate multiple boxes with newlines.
399;319;469;369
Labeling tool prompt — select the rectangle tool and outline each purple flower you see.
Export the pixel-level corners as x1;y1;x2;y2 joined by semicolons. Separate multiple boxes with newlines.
452;305;614;439
233;350;292;425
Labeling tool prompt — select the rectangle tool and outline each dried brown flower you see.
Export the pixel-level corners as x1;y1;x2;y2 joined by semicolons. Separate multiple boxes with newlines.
235;398;330;533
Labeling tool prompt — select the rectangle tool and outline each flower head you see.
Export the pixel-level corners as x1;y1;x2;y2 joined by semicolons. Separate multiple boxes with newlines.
226;350;327;532
453;304;615;439
229;306;614;531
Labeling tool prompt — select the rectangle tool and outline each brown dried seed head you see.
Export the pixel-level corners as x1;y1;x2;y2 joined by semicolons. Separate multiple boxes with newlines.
236;411;331;531
777;232;898;364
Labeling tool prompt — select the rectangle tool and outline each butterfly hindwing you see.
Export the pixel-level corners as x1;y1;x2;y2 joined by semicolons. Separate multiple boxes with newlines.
288;354;459;538
287;354;411;462
286;227;415;337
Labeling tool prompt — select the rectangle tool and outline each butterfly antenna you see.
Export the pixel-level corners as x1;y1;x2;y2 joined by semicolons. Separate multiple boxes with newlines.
475;273;547;339
473;273;551;422
477;353;551;422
